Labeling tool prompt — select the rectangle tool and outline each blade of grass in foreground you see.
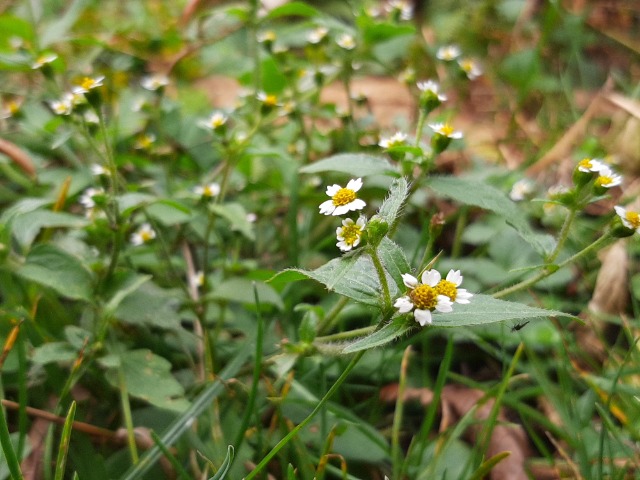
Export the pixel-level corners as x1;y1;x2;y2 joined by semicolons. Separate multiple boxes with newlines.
120;343;251;480
0;396;24;480
54;401;76;480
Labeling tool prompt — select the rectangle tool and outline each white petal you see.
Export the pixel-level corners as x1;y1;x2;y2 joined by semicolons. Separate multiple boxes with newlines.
349;199;366;211
435;295;453;312
422;269;441;287
401;273;418;288
414;309;432;326
319;200;335;215
352;237;360;247
346;178;363;192
356;216;367;228
326;184;341;196
455;289;473;304
333;204;350;216
337;240;351;251
446;269;463;286
614;205;626;217
342;218;354;227
394;296;413;313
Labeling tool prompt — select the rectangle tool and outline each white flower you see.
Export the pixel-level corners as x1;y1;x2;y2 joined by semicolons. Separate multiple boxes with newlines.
614;206;640;234
134;133;156;150
319;178;366;216
194;183;220;198
246;212;257;223
336;216;366;252
307;26;329;44
435;269;473;305
378;131;408;149
458;58;482;80
130;223;156;246
1;99;21;119
141;74;170;91
336;33;356;50
417;80;447;102
50;96;73;115
79;187;104;209
90;164;110;176
190;271;205;289
509;179;534;202
32;53;58;69
198;111;228;131
595;166;622;189
577;157;605;173
257;91;280;108
436;45;461;61
257;30;276;43
394;270;453;326
386;0;413;20
72;76;104;94
429;122;463;139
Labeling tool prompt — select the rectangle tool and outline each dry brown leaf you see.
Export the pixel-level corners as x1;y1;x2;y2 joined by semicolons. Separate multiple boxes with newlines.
0;137;36;177
588;241;629;315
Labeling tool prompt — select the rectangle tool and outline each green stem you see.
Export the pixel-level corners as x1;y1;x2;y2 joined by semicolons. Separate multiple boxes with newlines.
243;351;365;480
451;206;468;259
546;208;577;263
493;232;613;299
391;347;412;480
317;297;350;335
413;109;427;148
118;366;139;464
370;247;392;311
315;325;376;344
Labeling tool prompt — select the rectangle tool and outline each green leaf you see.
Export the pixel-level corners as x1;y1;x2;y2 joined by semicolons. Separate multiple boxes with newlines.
342;316;412;353
101;350;189;412
16;244;94;301
40;0;89;47
300;154;396;177
114;282;182;330
265;2;320;19
31;342;78;366
209;203;255;241
104;273;152;315
209;278;284;310
377;177;409;227
11;210;88;249
146;200;192;226
117;193;156;217
431;294;575;327
0;15;34;46
426;176;555;255
377;237;410;291
208;446;234;480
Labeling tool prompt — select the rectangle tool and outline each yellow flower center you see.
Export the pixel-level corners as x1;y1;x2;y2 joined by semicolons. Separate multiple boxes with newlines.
340;224;362;246
595;176;614;187
80;77;97;90
440;124;454;136
578;158;593;170
7;101;19;114
202;186;216;197
140;230;154;243
409;284;438;310
263;94;277;106
625;211;640;229
435;280;457;302
332;188;357;206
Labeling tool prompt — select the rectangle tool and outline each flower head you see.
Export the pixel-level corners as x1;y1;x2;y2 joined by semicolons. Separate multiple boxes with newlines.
394;270;453;326
134;133;156;150
319;178;366;216
336;216;366;252
32;53;58;70
378;131;408;149
429;122;463;139
257;30;276;43
72;76;104;94
509;179;534;202
194;182;221;198
458;58;482;80
594;166;622;189
131;223;156;246
79;187;105;209
577;157;605;173
417;80;447;112
307;26;329;44
614;206;640;234
90;164;110;176
50;96;74;116
336;33;356;50
198;111;228;131
1;98;22;119
436;45;461;61
385;0;413;20
257;91;280;109
435;270;473;305
141;74;170;91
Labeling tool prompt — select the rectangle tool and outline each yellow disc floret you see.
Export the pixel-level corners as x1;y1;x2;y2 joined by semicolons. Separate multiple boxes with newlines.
435;280;457;302
409;284;438;310
626;211;640;230
340;224;362;246
332;188;357;206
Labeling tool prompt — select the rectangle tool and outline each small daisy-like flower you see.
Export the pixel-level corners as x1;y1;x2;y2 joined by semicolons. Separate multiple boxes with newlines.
198;111;228;131
134;133;156;150
50;97;73;116
417;80;447;101
394;270;453;326
614;206;640;234
246;212;257;223
429;122;463;139
73;76;104;94
336;216;366;252
336;33;356;50
509;179;534;202
436;45;461;61
141;74;170;91
398;67;416;85
79;187;105;209
1;99;21;119
434;269;473;305
319;178;366;216
385;0;413;20
191;271;205;289
131;223;156;246
32;52;58;69
458;58;482;80
257;91;280;108
194;182;221;198
90;164;110;176
257;30;276;43
307;26;329;44
577;157;605;173
378;132;408;149
594;166;622;189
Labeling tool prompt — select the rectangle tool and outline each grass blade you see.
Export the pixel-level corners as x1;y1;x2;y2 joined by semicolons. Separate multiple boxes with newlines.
54;401;76;480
